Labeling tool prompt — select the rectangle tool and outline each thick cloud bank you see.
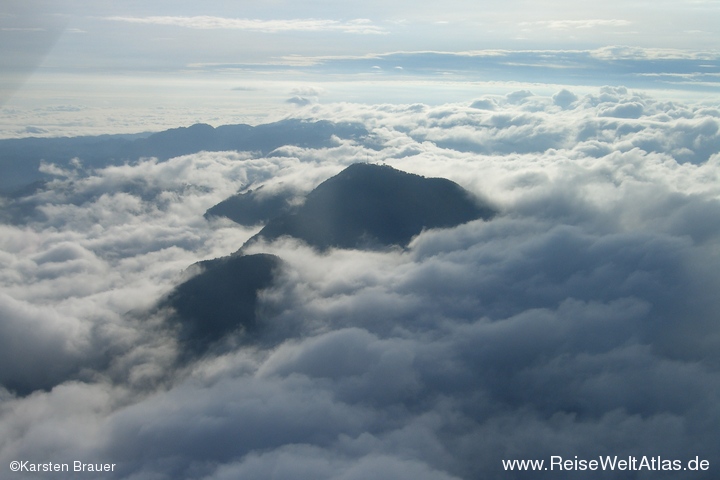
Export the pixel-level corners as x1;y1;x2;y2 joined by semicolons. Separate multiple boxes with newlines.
1;87;720;479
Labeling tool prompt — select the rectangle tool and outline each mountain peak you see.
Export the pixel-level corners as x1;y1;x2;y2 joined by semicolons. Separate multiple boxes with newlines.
162;253;282;354
249;163;495;250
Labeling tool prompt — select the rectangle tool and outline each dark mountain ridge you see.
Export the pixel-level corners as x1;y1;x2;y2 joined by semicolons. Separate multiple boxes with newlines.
160;253;282;354
132;119;366;161
246;163;496;250
166;163;496;355
204;186;298;226
0;119;367;193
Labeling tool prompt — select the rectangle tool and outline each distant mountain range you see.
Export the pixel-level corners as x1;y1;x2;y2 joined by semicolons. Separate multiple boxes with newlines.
204;185;298;226
169;163;496;353
0;119;367;193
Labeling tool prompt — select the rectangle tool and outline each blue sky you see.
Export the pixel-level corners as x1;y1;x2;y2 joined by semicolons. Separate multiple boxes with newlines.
1;0;719;136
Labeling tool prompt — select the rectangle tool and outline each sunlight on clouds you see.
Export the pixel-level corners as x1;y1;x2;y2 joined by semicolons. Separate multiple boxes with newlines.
104;16;388;35
519;19;633;30
1;87;720;478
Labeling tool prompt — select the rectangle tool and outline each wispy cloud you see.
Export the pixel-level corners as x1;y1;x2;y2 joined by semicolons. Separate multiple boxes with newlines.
104;16;387;34
591;45;719;60
237;48;719;92
520;19;632;30
274;46;720;67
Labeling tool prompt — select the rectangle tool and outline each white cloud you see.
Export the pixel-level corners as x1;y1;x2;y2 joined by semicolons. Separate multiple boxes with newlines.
290;86;325;97
520;19;632;30
1;88;720;478
104;16;387;35
590;45;720;61
287;96;314;106
204;447;463;480
4;46;717;140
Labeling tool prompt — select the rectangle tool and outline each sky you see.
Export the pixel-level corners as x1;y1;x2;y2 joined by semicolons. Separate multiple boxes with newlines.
2;1;720;479
1;0;719;137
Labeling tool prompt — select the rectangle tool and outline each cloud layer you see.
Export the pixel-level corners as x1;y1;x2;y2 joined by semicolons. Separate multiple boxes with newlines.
105;16;387;35
1;87;720;479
